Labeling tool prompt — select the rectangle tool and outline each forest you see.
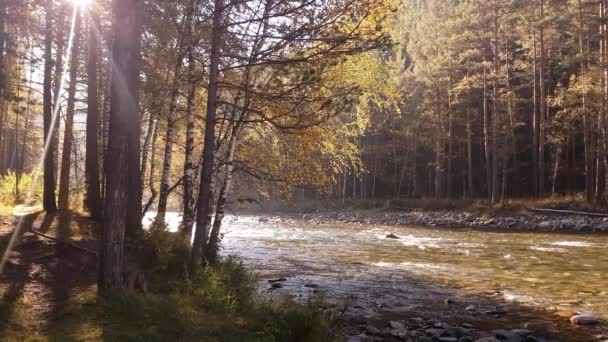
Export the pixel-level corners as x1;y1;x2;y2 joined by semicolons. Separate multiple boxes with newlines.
1;0;608;341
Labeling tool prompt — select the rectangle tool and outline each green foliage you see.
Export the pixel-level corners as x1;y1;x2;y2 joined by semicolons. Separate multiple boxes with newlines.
250;300;343;342
141;223;191;284
95;256;340;342
0;171;41;207
185;256;256;313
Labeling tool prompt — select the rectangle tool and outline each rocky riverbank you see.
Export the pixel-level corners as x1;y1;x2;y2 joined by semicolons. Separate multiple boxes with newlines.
347;318;555;342
262;209;608;233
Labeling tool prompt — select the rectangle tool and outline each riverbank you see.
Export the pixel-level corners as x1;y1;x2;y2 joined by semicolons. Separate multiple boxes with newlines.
0;211;341;341
261;207;608;233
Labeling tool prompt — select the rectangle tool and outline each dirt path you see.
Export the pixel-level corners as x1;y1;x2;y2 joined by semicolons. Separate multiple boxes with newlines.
0;211;99;339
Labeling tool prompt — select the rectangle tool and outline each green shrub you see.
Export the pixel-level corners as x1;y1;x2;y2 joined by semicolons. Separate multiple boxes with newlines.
0;171;41;206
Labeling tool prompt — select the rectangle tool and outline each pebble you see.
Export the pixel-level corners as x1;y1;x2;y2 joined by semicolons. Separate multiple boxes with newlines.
388;321;405;329
570;314;599;325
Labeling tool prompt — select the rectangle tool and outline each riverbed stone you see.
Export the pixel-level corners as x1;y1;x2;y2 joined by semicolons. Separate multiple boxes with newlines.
494;329;523;342
346;333;369;342
439;338;458;342
536;221;551;229
511;329;531;337
388;321;405;330
570;314;599;325
385;233;400;239
365;325;382;336
474;338;500;342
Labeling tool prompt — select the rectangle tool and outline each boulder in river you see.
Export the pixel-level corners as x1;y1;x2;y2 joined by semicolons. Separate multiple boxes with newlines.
385;233;400;239
258;217;270;223
388;320;405;329
569;314;599;325
536;221;551;229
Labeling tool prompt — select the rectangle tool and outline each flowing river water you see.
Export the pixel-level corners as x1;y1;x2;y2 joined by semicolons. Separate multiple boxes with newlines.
144;213;608;339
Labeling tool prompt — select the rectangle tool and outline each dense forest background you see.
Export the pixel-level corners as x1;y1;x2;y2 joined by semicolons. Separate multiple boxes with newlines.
3;0;608;248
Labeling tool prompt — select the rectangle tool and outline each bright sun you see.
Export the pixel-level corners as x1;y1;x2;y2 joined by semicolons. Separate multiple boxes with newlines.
67;0;92;7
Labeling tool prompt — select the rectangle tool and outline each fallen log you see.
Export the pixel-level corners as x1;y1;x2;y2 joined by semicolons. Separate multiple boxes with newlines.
527;207;608;218
31;230;98;256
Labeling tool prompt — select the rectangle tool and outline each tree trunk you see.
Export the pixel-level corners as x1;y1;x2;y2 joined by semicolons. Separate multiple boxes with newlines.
181;47;197;236
538;0;546;197
155;53;185;224
43;0;57;212
467;109;474;197
58;9;82;210
85;12;102;219
190;0;223;273
207;125;240;262
483;65;491;199
100;0;142;293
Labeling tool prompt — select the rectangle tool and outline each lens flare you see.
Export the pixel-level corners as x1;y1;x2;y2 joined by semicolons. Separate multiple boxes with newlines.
67;0;92;7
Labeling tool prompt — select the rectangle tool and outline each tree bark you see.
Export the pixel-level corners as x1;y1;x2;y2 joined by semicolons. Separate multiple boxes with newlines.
58;9;82;210
190;0;223;273
483;65;491;199
181;46;197;236
43;0;57;212
538;0;546;197
85;12;102;219
100;0;142;293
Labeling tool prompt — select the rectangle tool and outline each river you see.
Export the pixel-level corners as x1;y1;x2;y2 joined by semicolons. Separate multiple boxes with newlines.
144;212;608;339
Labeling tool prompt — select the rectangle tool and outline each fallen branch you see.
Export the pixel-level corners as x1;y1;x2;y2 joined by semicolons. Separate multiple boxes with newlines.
527;207;608;218
31;230;98;256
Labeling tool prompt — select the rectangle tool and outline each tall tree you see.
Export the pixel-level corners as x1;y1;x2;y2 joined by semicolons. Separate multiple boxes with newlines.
100;0;142;292
42;0;57;212
58;8;82;210
85;9;102;219
190;0;223;273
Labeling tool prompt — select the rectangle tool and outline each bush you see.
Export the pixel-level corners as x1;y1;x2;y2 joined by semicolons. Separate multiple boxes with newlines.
0;171;41;207
251;299;343;342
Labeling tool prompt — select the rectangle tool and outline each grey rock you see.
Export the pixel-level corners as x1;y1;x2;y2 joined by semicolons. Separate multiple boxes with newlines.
270;282;283;289
425;328;445;337
389;328;408;338
511;329;531;337
258;217;270;223
537;221;551;229
304;283;319;288
494;329;523;342
365;326;382;336
570;314;599;325
385;233;400;239
346;333;369;342
388;321;405;330
268;278;287;283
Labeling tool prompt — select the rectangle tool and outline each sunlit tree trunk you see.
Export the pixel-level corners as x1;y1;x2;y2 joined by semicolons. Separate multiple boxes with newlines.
207;124;241;262
58;10;82;210
155;52;185;224
43;0;57;212
100;0;142;292
190;0;223;273
483;65;491;199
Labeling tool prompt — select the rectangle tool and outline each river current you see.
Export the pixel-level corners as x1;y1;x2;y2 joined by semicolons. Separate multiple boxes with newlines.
144;212;608;337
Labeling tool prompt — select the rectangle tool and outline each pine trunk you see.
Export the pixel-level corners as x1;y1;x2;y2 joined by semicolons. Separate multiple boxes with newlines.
58;10;82;210
85;12;102;219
